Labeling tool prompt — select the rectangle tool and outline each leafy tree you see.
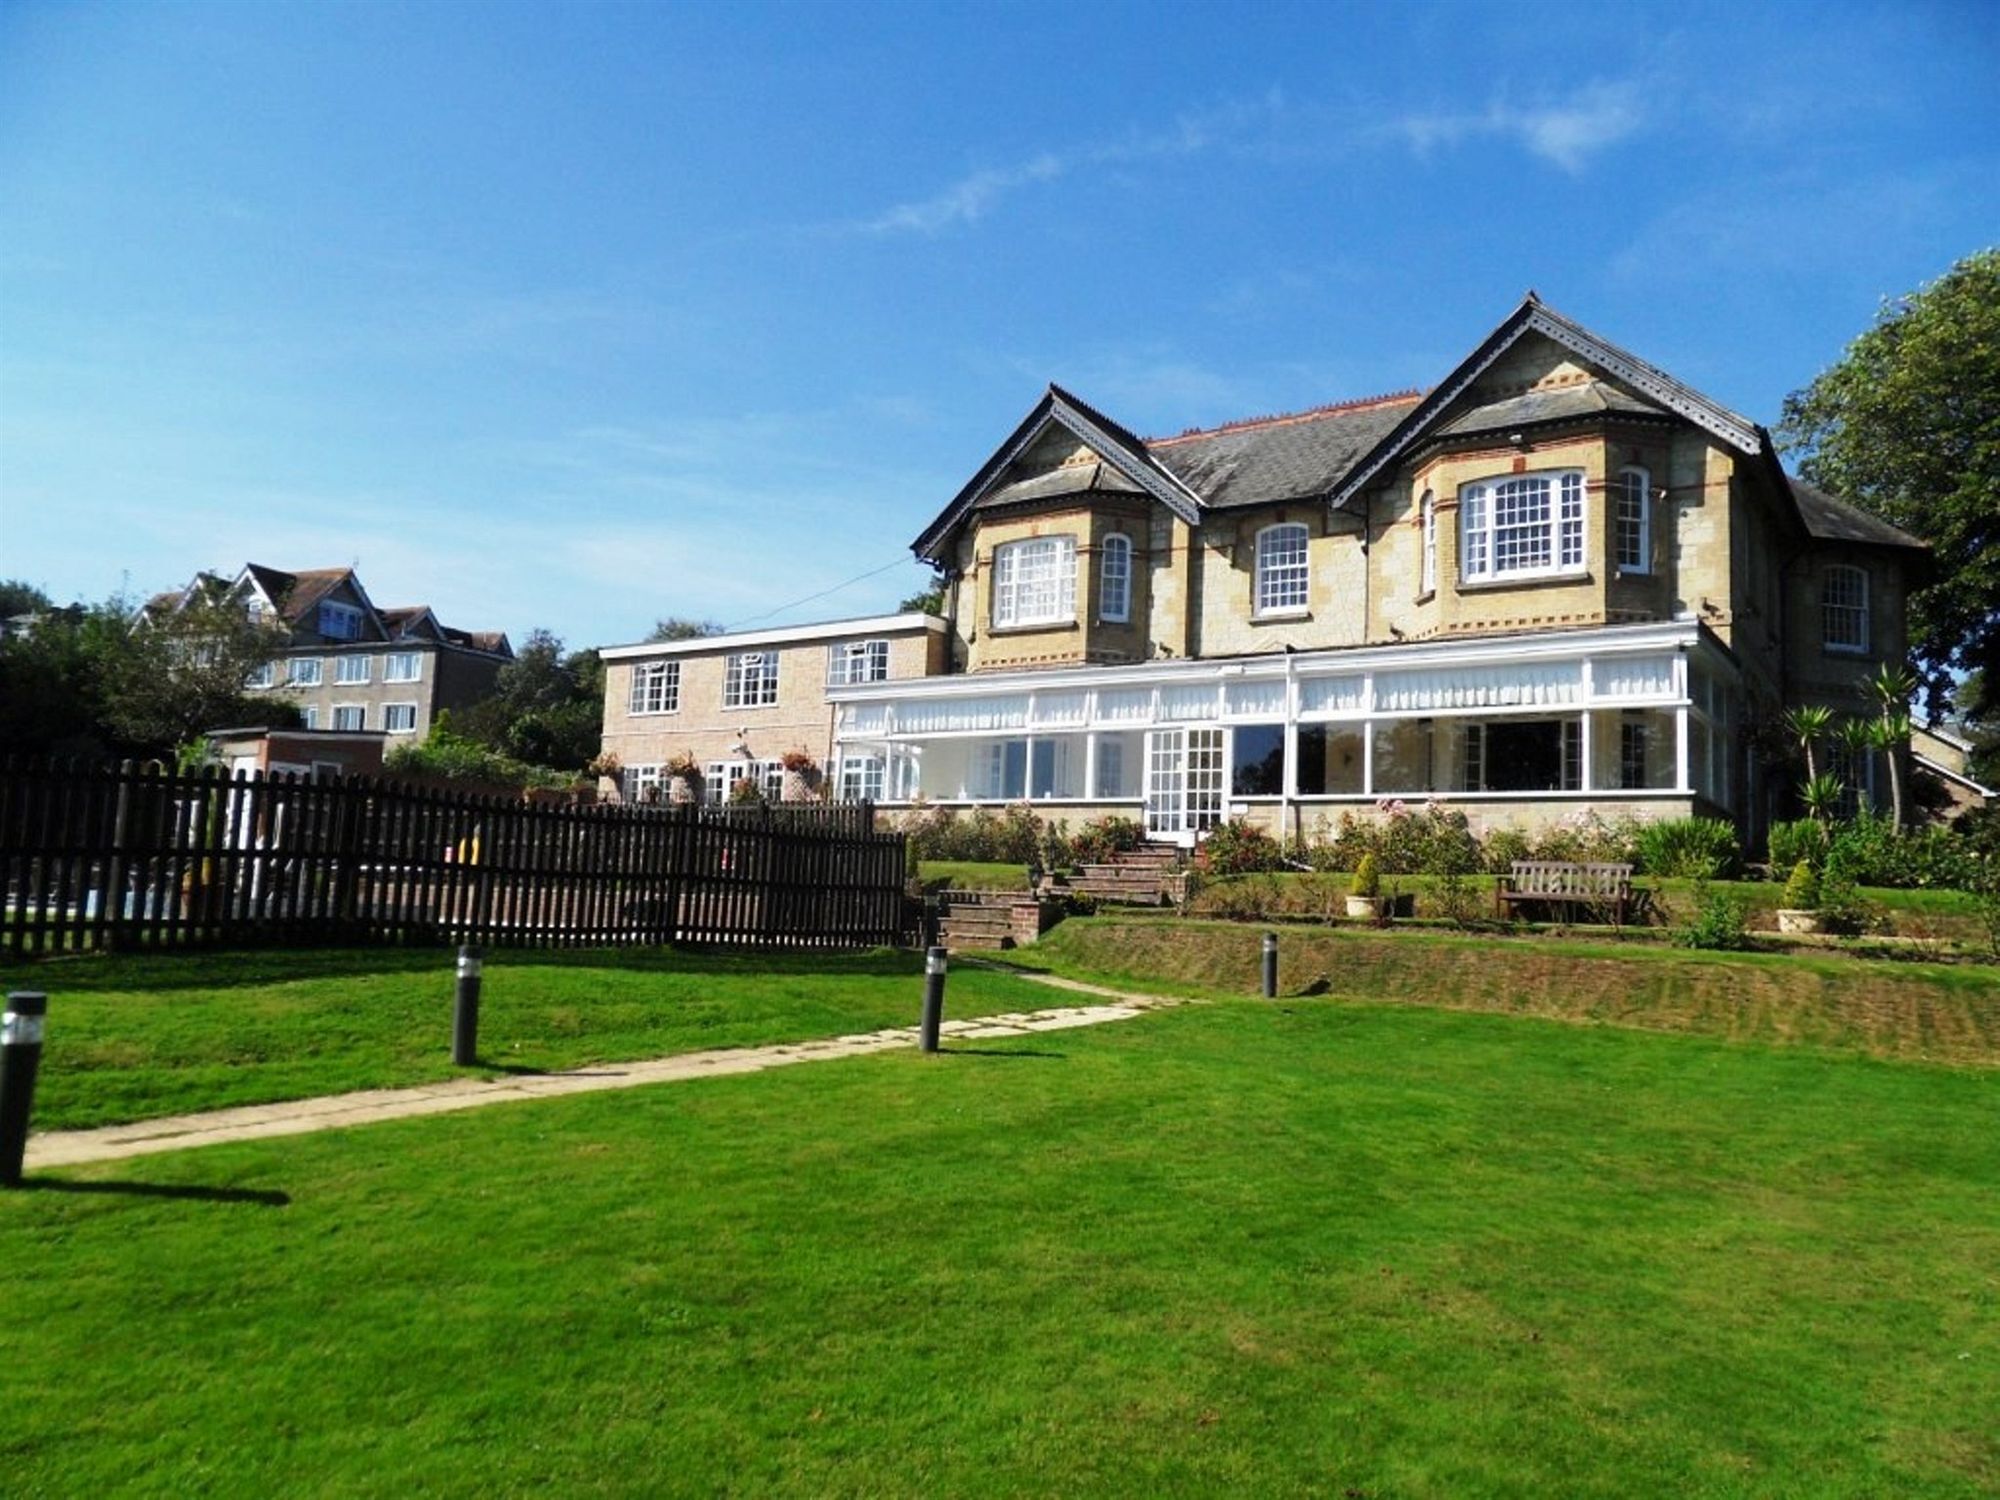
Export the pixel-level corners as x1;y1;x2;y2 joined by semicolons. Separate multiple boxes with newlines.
647;617;724;642
1778;248;2000;718
454;628;603;772
97;582;294;754
0;579;53;619
898;583;945;614
0;603;118;757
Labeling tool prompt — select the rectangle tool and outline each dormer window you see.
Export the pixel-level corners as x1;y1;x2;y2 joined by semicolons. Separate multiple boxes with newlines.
318;601;363;640
1100;534;1132;623
1615;466;1652;574
1254;523;1310;616
1459;470;1585;582
992;536;1076;629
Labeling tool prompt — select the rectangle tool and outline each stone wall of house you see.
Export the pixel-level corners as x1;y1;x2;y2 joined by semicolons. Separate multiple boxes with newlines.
1782;544;1908;714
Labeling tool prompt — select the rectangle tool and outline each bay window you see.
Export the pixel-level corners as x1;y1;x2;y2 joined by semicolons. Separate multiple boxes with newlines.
1460;470;1585;581
1099;534;1132;623
1615;467;1651;574
991;536;1076;628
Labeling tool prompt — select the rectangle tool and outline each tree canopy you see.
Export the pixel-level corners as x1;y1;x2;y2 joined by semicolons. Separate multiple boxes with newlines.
1777;248;2000;718
647;617;724;642
451;627;603;771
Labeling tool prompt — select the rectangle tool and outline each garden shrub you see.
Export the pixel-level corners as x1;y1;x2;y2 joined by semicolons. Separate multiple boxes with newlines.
1635;816;1741;879
1530;810;1643;866
1765;818;1825;874
1198;818;1286;875
1482;825;1532;874
1781;860;1820;910
1067;814;1144;866
1351;853;1381;899
1672;881;1751;950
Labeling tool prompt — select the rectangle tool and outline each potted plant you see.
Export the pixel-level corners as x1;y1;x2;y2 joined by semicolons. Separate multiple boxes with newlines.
1346;853;1384;921
779;748;822;803
665;752;702;805
1775;859;1822;935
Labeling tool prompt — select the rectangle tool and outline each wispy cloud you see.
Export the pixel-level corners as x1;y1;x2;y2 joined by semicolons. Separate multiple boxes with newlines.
853;90;1286;236
1385;80;1643;173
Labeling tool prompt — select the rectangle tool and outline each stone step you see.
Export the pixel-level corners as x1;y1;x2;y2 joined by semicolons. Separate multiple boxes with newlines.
941;913;1015;935
942;931;1013;951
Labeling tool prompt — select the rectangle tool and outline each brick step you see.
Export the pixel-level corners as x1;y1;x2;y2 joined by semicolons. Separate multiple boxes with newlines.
941;931;1013;951
1075;864;1175;880
1064;886;1168;906
940;912;1016;934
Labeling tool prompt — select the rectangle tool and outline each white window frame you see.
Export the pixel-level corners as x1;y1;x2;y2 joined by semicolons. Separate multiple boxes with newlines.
1459;469;1586;582
1100;533;1132;623
246;662;276;689
288;657;324;687
382;702;419;734
722;651;780;709
705;759;784;802
298;705;319;730
1254;523;1310;617
1822;565;1869;654
1616;466;1652;575
330;704;366;732
628;660;681;715
1620;716;1649;790
622;764;663;803
827;639;890;687
318;602;363;640
384;652;422;683
991;535;1077;629
334;654;371;685
838;754;886;803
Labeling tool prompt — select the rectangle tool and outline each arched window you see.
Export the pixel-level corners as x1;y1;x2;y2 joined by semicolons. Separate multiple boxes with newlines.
1616;466;1651;574
1420;490;1436;596
1100;533;1132;622
1254;523;1310;616
1822;565;1869;653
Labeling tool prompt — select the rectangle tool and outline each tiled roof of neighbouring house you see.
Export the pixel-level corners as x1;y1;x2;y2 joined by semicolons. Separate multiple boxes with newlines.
1787;478;1929;551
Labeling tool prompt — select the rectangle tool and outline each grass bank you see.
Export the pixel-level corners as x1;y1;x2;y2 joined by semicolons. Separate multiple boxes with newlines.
5;1000;1995;1495
1008;916;2000;1067
0;946;1067;1131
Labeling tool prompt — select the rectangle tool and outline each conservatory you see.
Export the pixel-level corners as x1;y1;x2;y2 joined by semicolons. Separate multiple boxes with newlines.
827;621;1741;843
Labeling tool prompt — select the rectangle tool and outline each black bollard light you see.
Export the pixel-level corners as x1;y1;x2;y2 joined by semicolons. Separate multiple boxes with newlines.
1;991;48;1187
1261;932;1279;999
453;945;484;1066
920;946;947;1053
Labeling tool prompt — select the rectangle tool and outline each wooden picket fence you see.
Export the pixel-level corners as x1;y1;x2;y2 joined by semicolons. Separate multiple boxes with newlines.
0;759;910;957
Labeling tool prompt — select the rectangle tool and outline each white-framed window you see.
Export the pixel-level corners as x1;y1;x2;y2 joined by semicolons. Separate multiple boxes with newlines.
838;754;886;803
1254;523;1310;615
1561;719;1583;790
1616;466;1652;574
383;703;418;734
1459;470;1585;581
704;759;784;802
828;639;890;687
318;602;363;640
622;764;663;803
246;662;276;689
1620;717;1648;790
384;652;422;683
723;651;780;709
991;535;1076;629
288;657;324;687
628;660;681;714
331;704;365;732
335;655;371;685
1095;737;1124;798
1100;533;1132;623
298;705;319;730
1461;722;1486;791
1420;491;1436;597
1822;565;1869;653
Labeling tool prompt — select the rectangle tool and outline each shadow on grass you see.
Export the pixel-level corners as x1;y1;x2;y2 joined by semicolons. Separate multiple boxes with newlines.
18;1178;290;1206
939;1047;1066;1060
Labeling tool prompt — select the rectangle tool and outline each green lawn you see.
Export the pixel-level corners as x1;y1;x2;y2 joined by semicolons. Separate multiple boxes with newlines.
0;946;1069;1131
3;997;1994;1495
917;858;1031;891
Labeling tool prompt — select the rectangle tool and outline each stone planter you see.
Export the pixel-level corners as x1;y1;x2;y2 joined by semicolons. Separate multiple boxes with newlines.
780;767;821;804
1346;895;1383;921
1776;908;1823;936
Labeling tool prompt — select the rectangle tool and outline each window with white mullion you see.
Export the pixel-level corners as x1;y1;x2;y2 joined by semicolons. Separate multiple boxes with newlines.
628;660;681;715
1460;470;1587;582
1419;491;1436;596
1254;523;1310;615
828;639;890;686
723;651;779;708
1099;534;1132;623
992;536;1076;628
1615;467;1651;573
1821;565;1869;653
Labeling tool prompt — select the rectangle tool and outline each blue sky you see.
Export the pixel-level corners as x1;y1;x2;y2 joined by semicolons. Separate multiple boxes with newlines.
3;1;1995;651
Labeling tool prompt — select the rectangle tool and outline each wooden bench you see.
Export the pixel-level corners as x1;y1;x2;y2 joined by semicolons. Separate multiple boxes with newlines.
1496;861;1634;925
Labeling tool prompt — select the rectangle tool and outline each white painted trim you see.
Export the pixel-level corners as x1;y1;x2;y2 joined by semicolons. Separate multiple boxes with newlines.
598;612;944;661
382;701;420;734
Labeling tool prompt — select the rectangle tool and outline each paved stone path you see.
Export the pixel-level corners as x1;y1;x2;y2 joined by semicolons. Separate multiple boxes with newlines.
24;968;1190;1171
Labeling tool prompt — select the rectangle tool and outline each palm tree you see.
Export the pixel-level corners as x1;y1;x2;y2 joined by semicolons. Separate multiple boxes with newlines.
1800;773;1846;826
1868;662;1920;714
1835;717;1874;817
1869;710;1913;828
1785;704;1834;784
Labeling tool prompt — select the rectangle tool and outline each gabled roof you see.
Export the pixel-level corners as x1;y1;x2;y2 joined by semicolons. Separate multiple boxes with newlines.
1149;392;1422;509
912;384;1207;563
1328;294;1762;509
379;605;443;640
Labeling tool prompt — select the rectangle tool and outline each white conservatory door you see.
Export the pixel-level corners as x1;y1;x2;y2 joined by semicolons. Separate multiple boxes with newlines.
1144;727;1225;845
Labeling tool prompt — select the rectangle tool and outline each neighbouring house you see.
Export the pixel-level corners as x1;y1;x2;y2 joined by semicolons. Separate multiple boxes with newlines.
151;565;515;741
1912;722;1994;820
206;725;388;781
597;614;949;802
602;295;1933;847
